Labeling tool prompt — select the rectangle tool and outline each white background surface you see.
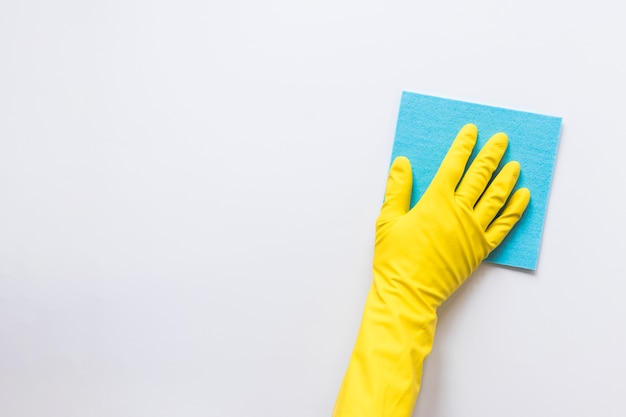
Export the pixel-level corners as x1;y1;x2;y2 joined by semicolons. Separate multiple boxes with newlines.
1;1;625;416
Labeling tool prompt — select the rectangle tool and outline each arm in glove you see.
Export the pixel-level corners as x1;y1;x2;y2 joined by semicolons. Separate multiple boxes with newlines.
333;124;530;417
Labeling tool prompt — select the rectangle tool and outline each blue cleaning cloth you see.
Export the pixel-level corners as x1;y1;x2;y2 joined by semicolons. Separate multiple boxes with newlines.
391;92;562;270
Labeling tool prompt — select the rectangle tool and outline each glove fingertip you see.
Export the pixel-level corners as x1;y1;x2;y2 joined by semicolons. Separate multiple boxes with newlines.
391;156;411;173
516;187;531;205
485;188;531;248
461;123;478;137
380;156;413;220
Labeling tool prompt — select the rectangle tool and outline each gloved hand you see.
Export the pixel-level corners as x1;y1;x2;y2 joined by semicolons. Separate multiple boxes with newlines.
333;124;530;417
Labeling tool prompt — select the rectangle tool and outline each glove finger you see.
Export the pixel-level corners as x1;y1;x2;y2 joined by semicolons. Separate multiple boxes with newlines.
474;161;521;229
433;124;478;190
456;132;508;207
378;156;413;221
484;187;530;248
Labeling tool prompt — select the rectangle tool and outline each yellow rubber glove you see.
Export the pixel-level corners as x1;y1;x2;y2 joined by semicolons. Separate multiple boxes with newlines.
333;124;530;417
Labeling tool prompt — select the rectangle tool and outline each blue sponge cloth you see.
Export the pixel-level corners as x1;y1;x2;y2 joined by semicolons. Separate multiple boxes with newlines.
391;92;562;270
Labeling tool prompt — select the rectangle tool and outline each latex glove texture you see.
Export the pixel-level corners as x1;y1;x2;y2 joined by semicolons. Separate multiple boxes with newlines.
333;124;530;417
